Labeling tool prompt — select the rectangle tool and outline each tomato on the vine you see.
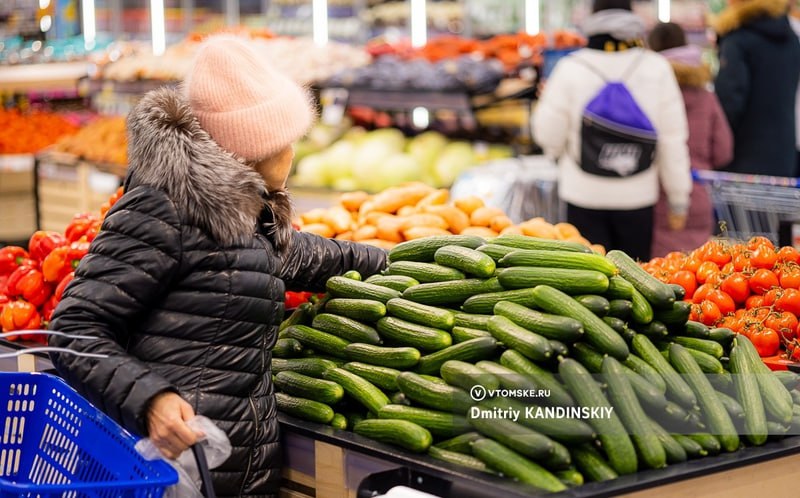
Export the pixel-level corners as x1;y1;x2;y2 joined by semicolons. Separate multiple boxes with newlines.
706;289;736;316
682;255;703;273
696;261;720;284
745;294;765;309
750;244;779;269
765;311;798;343
693;283;714;303
749;269;780;294
749;326;781;357
703;243;731;266
762;287;782;307
777;246;800;264
747;236;775;251
721;262;736;274
706;271;725;287
669;270;697;300
721;272;750;304
779;265;800;289
718;314;742;332
698;300;722;326
732;252;752;272
775;288;800;316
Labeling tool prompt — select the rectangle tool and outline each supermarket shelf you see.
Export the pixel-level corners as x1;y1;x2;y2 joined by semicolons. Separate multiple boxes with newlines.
347;88;474;113
81;78;179;96
0;62;93;93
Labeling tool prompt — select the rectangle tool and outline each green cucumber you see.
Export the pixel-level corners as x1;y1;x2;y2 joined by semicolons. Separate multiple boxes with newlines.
498;267;609;295
680;320;711;340
275;392;335;424
555;468;584;488
377;317;452;352
571;342;604;373
363;275;420;292
275;371;344;405
434;431;482;453
428;446;492;472
494;301;584;343
379;404;471;438
671;433;707;458
402;278;503;306
607;299;633;319
416;337;497;376
668;344;739;452
273;338;304;358
471;439;567;492
603;316;628;335
708;327;735;347
654;301;692;326
325;298;387;322
499;349;575;407
731;339;768;445
468;417;556;461
549;340;569;357
668;283;686;300
774;371;800;390
670;336;725;359
476;361;539;394
487;315;553;362
632;334;698;410
736;335;793;424
440;360;500;392
476;243;516;261
280;303;313;331
571;445;618;482
623;354;667;393
630;287;654;325
542;441;572;471
491;234;591;253
646;418;687;464
323;367;390;415
453;312;491;330
389;235;485;263
353;419;432;453
498;249;617;276
285;325;350;359
343;270;362;281
390;391;411;406
575;294;611;317
434;245;496;278
532;285;629;360
344;343;421;369
385;261;466;283
636;321;669;339
716;390;746;421
396;372;474;414
271;358;338;378
312;313;382;345
331;413;348;430
686;433;721;455
606;250;675;310
452;326;492;343
481;397;596;445
343;362;401;392
386;298;455;330
326;276;402;303
606;275;635;300
463;289;539;314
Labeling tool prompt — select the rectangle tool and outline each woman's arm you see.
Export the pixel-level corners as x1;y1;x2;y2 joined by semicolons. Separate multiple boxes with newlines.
531;59;574;159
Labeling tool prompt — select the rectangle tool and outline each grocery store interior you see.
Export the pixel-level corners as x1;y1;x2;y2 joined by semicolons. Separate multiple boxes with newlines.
2;0;800;497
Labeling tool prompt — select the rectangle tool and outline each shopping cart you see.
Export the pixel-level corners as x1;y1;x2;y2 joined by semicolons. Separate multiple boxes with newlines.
693;170;800;244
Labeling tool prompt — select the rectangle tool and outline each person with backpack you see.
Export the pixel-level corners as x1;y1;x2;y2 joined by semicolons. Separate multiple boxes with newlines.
647;22;734;257
532;0;692;261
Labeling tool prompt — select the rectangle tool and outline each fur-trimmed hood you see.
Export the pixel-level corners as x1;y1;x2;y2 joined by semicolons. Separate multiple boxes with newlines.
124;87;293;250
671;62;711;88
713;0;791;36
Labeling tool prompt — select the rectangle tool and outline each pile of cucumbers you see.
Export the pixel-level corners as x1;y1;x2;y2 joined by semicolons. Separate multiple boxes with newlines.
273;234;800;493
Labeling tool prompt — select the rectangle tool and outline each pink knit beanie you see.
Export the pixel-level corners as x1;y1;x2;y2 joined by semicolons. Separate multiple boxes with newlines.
185;35;315;161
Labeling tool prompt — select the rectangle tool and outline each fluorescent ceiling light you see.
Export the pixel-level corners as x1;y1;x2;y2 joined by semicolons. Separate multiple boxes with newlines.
151;0;166;56
525;0;540;35
313;0;328;46
410;0;427;48
658;0;670;22
82;0;96;50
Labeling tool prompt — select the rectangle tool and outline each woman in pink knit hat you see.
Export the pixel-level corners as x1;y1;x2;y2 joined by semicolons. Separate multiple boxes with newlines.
47;36;387;497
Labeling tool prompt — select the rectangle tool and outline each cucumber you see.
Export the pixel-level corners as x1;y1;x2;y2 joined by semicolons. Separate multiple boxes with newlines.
471;439;567;492
463;289;539;314
434;431;482;453
378;404;471;438
385;261;466;283
498;249;617;276
646;418;687;464
606;250;675;310
377;317;452;352
774;371;800;390
632;334;698;410
668;283;686;300
326;276;403;303
403;278;503;306
606;275;635;300
331;413;348;430
323;367;390;415
623;354;667;393
325;298;387;322
468;417;556;461
767;421;790;436
453;312;491;331
571;342;604;373
607;299;633;319
386;298;455;330
571;445;618;482
275;371;344;405
390;391;411;406
669;344;739;452
363;275;420;292
344;343;421;369
671;433;707;458
271;358;338;378
275;392;335;424
434;245;497;278
736;335;793;424
440;360;500;392
499;350;576;407
482;397;596;445
273;338;304;358
452;326;492;343
389;235;485;263
625;366;670;412
679;320;711;340
476;361;539;395
555;468;584;488
343;270;362;280
312;313;382;345
280;303;313;331
416;337;497;376
731;339;768;445
681;347;725;374
602;357;667;469
494;301;584;343
603;315;629;335
716;390;746;421
710;370;735;393
542;441;573;471
549;340;569;357
654;301;692;326
354;419;432;453
687;433;721;455
559;358;638;475
285;325;350;359
670;336;725;359
532;285;629;360
708;327;735;347
428;446;491;472
476;243;516;261
636;321;669;339
575;294;611;317
487;315;553;362
491;234;591;253
630;287;654;325
657;400;706;433
396;372;474;414
343;362;401;392
498;267;609;295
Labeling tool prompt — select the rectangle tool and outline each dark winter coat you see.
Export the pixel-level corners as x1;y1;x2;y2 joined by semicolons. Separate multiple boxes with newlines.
48;87;387;497
714;0;800;177
652;62;734;257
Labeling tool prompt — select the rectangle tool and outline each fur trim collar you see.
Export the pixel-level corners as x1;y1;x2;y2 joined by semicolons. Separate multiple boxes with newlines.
713;0;790;36
125;87;293;250
671;62;711;88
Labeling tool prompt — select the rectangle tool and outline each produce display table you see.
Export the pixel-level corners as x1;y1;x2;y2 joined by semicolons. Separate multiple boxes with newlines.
0;62;92;94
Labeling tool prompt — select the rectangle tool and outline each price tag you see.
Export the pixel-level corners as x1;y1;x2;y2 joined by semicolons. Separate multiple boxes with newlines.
0;155;35;172
320;88;349;126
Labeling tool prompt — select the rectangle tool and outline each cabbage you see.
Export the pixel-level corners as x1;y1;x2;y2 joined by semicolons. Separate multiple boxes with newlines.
434;142;477;187
321;141;357;182
369;153;425;192
351;129;408;184
293;155;330;187
407;131;448;175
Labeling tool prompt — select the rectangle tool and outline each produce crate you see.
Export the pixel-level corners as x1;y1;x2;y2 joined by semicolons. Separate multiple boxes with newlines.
0;154;36;242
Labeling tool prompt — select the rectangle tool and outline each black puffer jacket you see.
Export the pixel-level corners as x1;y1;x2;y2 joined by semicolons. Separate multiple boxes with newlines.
49;88;387;497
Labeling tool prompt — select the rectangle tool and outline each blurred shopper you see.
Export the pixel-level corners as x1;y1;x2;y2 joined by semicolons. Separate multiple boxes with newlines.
533;0;691;260
648;23;734;256
48;36;387;497
714;0;800;176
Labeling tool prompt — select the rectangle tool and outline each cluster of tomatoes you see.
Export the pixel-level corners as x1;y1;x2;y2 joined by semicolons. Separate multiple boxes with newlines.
643;237;800;359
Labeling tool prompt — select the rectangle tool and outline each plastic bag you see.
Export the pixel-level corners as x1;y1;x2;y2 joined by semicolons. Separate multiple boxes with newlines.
136;415;232;498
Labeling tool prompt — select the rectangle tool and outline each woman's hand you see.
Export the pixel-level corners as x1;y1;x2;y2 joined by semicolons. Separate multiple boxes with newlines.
668;213;688;231
147;391;203;459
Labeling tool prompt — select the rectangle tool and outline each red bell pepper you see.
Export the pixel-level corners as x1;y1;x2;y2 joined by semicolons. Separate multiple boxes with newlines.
65;213;101;243
42;241;89;283
0;293;8;313
6;265;52;307
28;231;67;262
0;301;41;334
54;271;75;302
41;295;58;324
0;246;29;275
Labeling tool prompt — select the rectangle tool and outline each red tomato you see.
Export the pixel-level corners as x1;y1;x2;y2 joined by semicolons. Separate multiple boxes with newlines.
720;272;750;304
747;236;775;251
693;283;714;304
718;314;743;333
780;266;800;289
704;243;732;266
706;289;736;316
696;261;720;284
721;262;736;274
749;327;781;357
765;311;799;343
682;255;703;274
775;288;800;316
698;300;722;326
749;269;780;294
762;288;782;307
745;295;765;309
665;251;685;262
732;252;752;272
777;246;800;264
669;270;698;299
750;244;779;269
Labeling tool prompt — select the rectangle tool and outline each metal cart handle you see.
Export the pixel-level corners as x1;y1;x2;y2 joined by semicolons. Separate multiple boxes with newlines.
192;444;216;498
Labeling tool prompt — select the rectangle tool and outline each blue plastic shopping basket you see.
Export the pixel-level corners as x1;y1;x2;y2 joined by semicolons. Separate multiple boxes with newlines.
0;372;178;497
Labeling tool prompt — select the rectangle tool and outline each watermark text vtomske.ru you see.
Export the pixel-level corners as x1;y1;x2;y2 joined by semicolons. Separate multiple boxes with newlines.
469;384;615;423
